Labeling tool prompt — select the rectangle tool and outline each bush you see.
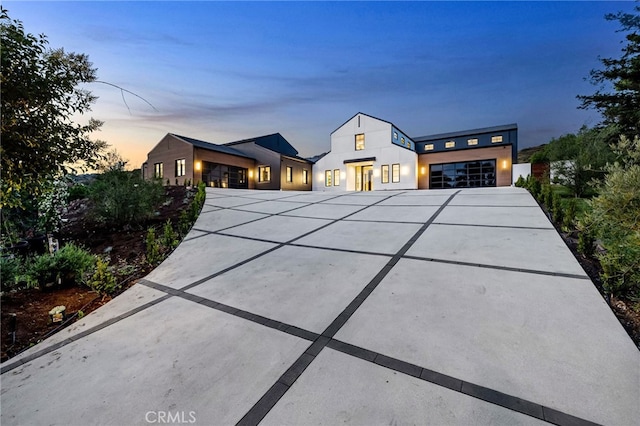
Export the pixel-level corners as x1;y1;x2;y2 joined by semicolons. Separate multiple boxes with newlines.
584;163;640;296
563;198;577;230
541;184;552;207
162;220;178;250
551;191;564;224
68;184;89;201
89;169;164;227
27;243;95;289
0;256;29;291
146;227;160;265
54;243;95;285
87;258;118;295
515;175;526;188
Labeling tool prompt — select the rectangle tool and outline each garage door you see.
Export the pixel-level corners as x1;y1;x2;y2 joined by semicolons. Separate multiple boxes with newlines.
430;159;496;189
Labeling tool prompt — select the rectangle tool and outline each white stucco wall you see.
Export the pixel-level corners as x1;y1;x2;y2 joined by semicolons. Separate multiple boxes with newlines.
313;114;418;191
512;163;531;183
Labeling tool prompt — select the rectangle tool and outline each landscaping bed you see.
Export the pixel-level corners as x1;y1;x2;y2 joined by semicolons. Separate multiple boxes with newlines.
1;185;198;362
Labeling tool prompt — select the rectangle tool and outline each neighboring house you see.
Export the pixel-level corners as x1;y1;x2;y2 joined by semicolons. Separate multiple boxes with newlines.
313;113;518;191
141;133;312;190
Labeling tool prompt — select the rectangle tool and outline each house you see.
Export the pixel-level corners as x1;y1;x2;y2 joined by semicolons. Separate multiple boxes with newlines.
313;113;517;191
141;133;312;190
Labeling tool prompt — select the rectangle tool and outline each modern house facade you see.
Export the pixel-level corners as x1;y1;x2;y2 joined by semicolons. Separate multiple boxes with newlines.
313;113;517;191
142;133;313;190
142;113;517;192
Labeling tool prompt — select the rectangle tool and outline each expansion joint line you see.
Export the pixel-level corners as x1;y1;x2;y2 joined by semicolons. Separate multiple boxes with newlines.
236;190;461;426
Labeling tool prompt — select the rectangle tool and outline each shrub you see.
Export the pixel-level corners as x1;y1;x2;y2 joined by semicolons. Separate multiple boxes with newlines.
585;163;640;296
0;256;28;291
162;219;178;250
563;198;577;230
68;184;89;201
89;169;164;227
541;184;552;207
551;191;564;224
27;244;95;289
515;175;526;188
146;227;160;265
87;258;118;295
54;243;95;285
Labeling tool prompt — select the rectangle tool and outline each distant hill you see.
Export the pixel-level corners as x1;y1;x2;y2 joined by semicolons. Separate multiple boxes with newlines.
518;144;546;163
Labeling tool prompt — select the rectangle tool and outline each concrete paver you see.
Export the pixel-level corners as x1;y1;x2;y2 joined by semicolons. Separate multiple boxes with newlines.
187;246;390;333
1;297;310;426
2;186;638;426
435;205;553;228
221;215;332;243
145;233;276;289
334;259;639;426
407;223;587;275
262;348;549;426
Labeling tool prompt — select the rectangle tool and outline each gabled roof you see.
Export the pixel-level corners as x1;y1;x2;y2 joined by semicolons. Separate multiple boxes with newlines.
225;133;299;157
171;134;255;159
330;112;415;143
413;123;518;142
306;152;329;164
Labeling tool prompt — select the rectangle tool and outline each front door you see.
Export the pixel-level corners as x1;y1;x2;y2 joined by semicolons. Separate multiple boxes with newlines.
355;165;374;191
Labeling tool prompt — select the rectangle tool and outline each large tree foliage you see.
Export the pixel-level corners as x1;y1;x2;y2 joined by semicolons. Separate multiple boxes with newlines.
0;8;107;209
578;5;640;139
533;126;616;197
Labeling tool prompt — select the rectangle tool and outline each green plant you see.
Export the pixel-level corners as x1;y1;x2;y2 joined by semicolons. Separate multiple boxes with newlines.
563;198;577;230
87;258;118;295
28;253;58;289
514;175;526;187
584;161;640;296
145;227;160;265
89;169;164;227
541;184;552;207
68;184;89;201
77;310;84;319
0;256;27;291
54;244;95;285
551;191;564;224
162;219;178;250
37;178;69;235
178;209;191;236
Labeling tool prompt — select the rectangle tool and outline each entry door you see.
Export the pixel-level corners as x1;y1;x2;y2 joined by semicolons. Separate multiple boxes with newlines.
355;165;373;191
363;166;373;191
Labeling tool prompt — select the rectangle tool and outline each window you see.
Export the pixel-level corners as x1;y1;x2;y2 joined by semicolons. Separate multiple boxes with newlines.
325;170;332;187
154;162;163;179
258;166;271;182
286;166;293;183
333;169;340;186
445;141;456;148
425;144;434;151
393;132;398;139
303;169;309;184
202;162;249;189
392;164;400;183
175;159;186;177
491;135;503;143
401;137;405;144
467;138;478;146
355;133;365;150
407;142;411;149
381;165;389;184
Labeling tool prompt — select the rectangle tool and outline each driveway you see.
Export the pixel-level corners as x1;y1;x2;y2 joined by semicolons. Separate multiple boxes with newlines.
1;187;638;425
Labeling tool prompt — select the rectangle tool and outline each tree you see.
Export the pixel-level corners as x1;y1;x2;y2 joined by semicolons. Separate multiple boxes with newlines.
578;4;640;139
0;8;107;209
543;126;616;197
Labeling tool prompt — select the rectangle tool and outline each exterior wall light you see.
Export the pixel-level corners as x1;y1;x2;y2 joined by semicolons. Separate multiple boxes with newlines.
502;160;509;170
420;166;426;175
195;161;202;171
249;169;253;178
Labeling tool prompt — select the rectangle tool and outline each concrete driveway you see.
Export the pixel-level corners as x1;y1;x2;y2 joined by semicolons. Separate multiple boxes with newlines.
2;187;638;425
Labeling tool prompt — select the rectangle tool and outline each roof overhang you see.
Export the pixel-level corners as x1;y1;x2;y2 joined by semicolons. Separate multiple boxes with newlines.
343;157;376;164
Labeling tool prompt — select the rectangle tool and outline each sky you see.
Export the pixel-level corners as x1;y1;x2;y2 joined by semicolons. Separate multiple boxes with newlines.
4;1;637;169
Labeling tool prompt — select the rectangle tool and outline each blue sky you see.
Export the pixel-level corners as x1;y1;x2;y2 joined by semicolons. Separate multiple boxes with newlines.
5;1;636;168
